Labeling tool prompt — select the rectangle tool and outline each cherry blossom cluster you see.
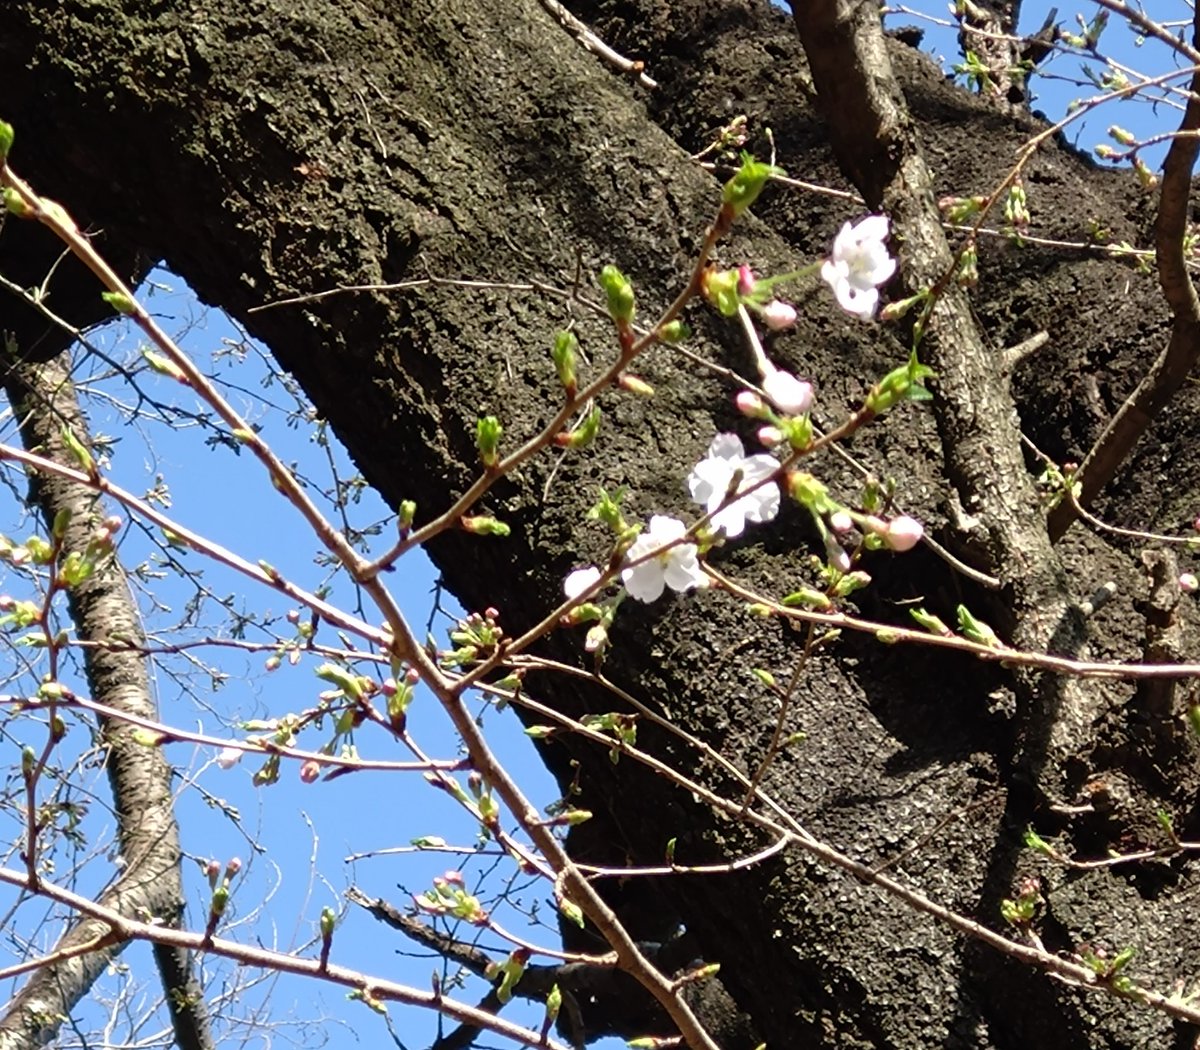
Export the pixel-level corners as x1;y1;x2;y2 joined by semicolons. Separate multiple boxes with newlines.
562;207;918;617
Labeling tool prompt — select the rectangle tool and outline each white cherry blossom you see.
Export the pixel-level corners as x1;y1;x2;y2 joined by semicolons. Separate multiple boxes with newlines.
820;214;897;320
621;515;707;603
687;434;780;538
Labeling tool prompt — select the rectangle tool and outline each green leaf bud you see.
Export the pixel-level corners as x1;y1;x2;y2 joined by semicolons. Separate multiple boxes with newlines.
476;415;502;468
101;291;136;316
864;351;936;415
722;153;784;217
320;906;337;938
599;264;635;323
545;983;562;1024
555;405;601;449
956;604;1002;647
3;187;31;217
702;267;741;317
460;515;511;537
552;330;578;396
657;319;690;343
60;426;94;475
142;349;190;383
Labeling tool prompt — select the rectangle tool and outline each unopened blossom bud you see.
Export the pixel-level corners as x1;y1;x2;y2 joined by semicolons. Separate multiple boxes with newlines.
265;655;281;672
1193;515;1200;533
760;300;797;331
102;515;123;533
736;391;767;418
287;609;301;624
585;622;609;652
884;515;924;552
1181;573;1199;594
406;667;421;685
756;425;784;447
826;537;852;574
216;746;242;770
737;264;757;296
761;370;813;415
618;373;655;397
225;857;243;877
300;759;321;783
829;510;854;534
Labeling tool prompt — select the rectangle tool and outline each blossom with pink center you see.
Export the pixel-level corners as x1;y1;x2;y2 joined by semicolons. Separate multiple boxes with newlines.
821;214;897;320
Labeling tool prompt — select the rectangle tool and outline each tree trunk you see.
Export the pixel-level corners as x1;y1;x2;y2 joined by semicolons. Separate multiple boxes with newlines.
1;356;212;1050
3;1;1200;1047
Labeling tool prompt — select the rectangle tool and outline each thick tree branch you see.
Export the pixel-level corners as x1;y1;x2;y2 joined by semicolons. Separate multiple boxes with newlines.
0;355;213;1050
791;0;1092;799
1047;6;1200;542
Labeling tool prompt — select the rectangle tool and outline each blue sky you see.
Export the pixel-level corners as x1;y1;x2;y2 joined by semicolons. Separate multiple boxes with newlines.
0;3;1191;1048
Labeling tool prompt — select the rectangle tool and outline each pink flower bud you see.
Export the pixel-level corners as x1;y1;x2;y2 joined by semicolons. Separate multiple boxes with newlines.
735;390;767;418
760;300;797;331
1181;572;1199;594
225;857;243;876
216;746;242;770
405;667;421;685
761;370;813;416
884;515;924;552
826;536;852;574
264;655;281;672
102;515;123;533
756;425;784;448
287;609;301;624
737;264;757;296
300;759;321;783
829;510;854;534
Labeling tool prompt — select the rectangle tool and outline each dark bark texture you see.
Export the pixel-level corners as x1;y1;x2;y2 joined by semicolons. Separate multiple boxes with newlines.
4;1;1200;1047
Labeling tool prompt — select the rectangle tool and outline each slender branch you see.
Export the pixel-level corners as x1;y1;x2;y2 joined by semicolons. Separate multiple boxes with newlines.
0;866;570;1050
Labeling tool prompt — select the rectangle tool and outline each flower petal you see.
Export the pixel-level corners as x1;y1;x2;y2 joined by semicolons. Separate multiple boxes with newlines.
563;566;602;600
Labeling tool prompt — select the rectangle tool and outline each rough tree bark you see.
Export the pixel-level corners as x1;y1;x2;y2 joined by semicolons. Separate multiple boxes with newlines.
3;1;1200;1048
